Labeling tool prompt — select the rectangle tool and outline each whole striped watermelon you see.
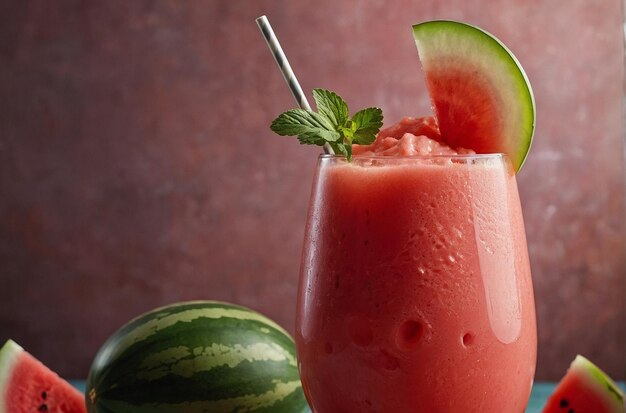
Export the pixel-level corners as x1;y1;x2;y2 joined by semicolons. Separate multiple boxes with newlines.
86;301;309;413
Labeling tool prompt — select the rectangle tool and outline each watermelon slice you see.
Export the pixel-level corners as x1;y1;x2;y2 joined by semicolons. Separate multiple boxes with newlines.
412;20;535;172
542;355;625;413
0;340;86;413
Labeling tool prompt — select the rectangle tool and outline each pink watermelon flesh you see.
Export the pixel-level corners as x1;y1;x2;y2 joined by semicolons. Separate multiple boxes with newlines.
425;64;502;155
412;21;536;172
542;355;625;413
0;340;86;413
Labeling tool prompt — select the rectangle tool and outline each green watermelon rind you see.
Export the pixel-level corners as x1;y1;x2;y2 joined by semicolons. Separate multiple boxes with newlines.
94;300;293;363
412;20;536;172
570;355;625;410
86;300;309;413
0;339;24;410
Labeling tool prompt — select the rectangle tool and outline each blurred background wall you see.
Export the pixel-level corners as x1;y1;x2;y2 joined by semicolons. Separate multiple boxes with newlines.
0;0;624;380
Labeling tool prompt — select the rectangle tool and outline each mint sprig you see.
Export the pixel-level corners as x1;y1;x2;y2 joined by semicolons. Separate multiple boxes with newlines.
270;88;383;160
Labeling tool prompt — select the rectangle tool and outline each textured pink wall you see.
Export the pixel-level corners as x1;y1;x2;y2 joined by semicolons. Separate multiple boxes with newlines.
0;0;624;380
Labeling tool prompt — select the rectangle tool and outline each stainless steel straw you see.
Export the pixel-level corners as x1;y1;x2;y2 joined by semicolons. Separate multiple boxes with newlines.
256;15;334;155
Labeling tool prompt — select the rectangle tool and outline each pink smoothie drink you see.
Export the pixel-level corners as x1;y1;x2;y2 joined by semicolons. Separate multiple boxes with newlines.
295;118;537;412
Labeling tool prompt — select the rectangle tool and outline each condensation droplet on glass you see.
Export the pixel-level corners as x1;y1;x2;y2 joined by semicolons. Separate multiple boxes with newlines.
397;320;424;349
462;332;475;347
453;227;463;239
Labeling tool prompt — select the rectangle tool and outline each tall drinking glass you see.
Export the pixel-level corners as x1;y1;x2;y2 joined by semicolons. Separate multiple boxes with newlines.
295;154;536;412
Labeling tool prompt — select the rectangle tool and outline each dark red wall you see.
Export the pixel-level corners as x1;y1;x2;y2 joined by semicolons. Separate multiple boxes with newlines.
1;0;624;380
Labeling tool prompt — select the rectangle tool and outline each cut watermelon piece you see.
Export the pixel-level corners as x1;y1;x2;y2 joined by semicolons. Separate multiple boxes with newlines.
542;355;625;413
0;340;86;413
412;20;535;172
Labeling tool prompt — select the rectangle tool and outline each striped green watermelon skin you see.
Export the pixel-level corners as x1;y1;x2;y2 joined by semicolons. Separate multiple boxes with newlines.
86;301;309;413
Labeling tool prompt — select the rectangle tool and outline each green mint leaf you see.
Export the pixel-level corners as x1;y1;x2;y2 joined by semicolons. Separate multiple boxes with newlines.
298;131;334;145
269;89;384;160
344;143;353;161
271;109;341;144
351;107;383;145
339;123;355;142
313;89;349;127
330;142;351;160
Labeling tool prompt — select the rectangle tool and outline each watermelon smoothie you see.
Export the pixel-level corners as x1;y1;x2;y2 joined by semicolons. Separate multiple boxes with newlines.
295;118;536;412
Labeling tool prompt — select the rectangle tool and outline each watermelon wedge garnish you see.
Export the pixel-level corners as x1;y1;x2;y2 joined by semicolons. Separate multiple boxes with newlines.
412;20;535;172
542;355;625;413
0;340;86;413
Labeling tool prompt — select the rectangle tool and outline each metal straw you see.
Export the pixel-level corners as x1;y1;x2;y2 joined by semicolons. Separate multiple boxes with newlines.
256;15;334;155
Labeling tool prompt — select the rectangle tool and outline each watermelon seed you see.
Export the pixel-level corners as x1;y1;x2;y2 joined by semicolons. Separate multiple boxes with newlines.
559;398;569;407
38;404;48;411
41;391;47;400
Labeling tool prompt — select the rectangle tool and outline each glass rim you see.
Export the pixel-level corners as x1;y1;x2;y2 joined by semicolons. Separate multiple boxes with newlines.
318;153;507;161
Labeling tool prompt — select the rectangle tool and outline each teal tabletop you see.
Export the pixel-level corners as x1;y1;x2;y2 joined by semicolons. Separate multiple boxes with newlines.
526;383;555;413
71;381;625;412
